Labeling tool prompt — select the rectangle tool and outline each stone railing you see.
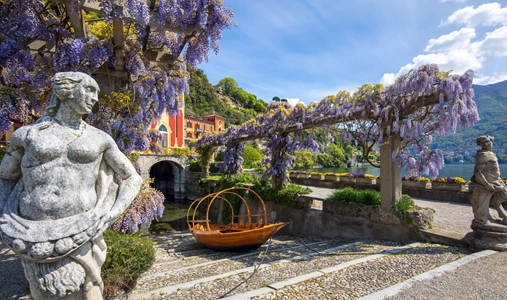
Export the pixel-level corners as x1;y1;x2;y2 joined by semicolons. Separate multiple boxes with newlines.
289;175;472;204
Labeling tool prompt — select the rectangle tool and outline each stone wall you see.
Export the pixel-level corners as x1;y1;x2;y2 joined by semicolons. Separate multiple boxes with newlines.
238;192;433;244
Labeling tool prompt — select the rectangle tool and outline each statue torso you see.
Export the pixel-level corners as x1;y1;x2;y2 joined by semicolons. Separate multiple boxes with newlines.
17;122;106;221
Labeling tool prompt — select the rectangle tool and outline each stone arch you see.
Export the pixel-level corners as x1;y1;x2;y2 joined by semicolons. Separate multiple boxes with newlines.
137;154;188;201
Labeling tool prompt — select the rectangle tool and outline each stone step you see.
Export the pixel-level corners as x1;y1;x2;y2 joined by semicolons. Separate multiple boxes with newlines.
129;239;415;299
133;237;353;295
142;239;348;279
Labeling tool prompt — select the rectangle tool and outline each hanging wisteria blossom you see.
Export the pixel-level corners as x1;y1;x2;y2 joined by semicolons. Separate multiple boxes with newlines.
194;64;478;187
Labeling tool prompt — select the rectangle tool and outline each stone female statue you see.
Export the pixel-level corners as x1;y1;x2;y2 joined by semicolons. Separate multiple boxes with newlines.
469;135;507;226
0;72;142;299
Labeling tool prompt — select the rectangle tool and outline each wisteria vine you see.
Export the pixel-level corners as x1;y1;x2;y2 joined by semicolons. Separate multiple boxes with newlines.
194;64;479;187
0;0;233;231
0;0;234;153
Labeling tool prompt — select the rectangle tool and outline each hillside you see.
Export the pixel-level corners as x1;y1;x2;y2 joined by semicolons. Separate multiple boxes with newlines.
432;80;507;155
185;67;266;126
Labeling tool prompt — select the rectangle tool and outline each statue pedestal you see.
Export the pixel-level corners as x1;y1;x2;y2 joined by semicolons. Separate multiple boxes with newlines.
465;220;507;251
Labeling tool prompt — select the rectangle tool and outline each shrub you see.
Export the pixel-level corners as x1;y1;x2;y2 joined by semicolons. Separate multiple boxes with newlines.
102;230;155;298
326;188;380;206
358;189;381;205
169;147;190;157
327;187;359;203
394;194;415;212
251;177;311;209
242;144;263;168
188;160;202;172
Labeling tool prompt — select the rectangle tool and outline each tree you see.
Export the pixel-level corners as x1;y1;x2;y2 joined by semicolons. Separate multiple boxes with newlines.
242;144;262;168
0;0;234;154
294;150;315;169
217;77;238;96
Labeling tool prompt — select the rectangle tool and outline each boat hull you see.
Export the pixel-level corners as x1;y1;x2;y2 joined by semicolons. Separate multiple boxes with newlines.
191;222;287;251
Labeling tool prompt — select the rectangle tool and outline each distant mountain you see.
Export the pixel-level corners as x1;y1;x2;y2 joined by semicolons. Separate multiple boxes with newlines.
433;80;507;155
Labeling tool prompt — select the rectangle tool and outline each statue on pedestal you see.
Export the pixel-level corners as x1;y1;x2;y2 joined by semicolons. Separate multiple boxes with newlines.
467;135;507;251
0;72;143;299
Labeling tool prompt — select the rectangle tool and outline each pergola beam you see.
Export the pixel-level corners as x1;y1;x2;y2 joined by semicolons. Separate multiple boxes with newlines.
49;0;198;34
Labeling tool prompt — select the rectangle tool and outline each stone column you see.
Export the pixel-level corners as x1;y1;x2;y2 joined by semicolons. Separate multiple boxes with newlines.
380;135;402;210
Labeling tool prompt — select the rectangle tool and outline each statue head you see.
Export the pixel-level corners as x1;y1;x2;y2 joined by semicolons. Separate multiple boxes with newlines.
477;135;494;150
44;72;98;117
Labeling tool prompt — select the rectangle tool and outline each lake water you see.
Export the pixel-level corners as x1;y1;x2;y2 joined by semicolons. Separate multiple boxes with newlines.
303;164;507;179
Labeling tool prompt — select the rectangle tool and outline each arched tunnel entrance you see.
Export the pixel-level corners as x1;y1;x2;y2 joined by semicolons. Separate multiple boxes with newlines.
149;161;176;200
149;160;189;233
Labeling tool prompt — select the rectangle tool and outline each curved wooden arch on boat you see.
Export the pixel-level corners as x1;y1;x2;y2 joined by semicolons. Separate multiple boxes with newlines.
186;187;286;251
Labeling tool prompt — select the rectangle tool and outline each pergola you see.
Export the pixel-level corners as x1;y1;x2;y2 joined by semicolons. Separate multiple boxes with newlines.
193;66;478;210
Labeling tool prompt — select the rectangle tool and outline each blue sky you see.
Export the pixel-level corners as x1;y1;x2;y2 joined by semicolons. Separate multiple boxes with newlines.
198;1;507;105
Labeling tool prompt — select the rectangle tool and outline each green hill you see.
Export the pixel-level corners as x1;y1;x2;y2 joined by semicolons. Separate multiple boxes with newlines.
433;80;507;156
185;67;266;126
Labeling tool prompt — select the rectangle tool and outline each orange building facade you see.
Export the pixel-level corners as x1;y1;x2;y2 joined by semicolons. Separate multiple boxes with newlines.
184;114;225;140
150;108;226;148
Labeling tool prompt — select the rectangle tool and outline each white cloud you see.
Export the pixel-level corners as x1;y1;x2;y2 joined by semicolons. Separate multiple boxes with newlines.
381;73;396;85
381;3;507;86
474;72;507;84
478;26;507;57
285;98;302;107
441;2;507;27
425;28;476;52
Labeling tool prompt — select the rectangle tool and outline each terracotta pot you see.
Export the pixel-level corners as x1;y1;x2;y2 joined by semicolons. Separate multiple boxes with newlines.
402;181;431;189
355;178;376;185
324;175;338;181
431;182;466;192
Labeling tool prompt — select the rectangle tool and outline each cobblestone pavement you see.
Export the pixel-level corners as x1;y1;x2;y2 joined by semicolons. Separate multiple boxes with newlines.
1;185;505;300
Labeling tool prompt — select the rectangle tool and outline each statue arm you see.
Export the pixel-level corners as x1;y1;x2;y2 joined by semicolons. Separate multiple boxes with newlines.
101;138;142;221
0;135;24;212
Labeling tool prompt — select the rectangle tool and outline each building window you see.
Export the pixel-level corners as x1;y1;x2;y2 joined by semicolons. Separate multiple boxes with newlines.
196;123;200;130
159;125;168;148
187;132;192;138
187;121;192;128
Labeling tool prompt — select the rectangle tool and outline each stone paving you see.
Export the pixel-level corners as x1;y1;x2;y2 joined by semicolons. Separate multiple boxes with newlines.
2;185;507;299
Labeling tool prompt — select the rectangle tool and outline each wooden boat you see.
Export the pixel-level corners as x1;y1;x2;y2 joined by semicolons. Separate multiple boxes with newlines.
186;186;286;251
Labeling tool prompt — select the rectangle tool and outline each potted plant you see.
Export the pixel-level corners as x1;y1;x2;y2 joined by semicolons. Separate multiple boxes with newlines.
431;176;467;192
310;171;322;180
402;176;431;189
288;170;299;179
324;172;338;181
354;173;377;185
337;173;355;183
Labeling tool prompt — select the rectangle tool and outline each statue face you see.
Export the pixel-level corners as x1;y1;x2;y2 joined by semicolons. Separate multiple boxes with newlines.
482;139;493;151
68;78;99;115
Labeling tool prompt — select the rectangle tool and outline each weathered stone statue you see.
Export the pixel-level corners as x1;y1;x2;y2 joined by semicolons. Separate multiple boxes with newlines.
0;72;142;299
469;135;507;225
467;135;507;250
